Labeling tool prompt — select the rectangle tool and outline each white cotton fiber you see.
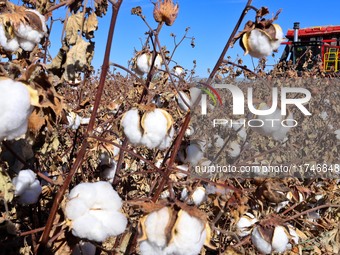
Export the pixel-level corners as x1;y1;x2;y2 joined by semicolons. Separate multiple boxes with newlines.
17;37;36;51
139;240;164;255
12;169;42;204
144;207;170;247
121;108;143;145
248;29;273;58
158;126;174;150
65;181;127;242
165;210;207;255
0;78;32;141
0;24;20;52
141;109;168;149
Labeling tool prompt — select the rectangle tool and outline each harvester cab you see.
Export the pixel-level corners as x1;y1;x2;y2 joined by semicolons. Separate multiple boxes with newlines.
279;22;340;72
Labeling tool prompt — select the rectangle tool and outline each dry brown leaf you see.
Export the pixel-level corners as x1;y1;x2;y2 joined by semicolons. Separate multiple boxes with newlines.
0;168;14;203
62;37;92;82
94;0;108;17
65;12;83;45
83;12;98;39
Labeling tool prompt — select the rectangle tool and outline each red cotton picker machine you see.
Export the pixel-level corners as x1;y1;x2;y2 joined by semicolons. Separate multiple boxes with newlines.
280;22;340;72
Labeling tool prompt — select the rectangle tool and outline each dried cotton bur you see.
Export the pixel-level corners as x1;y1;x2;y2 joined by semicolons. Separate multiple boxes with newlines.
131;49;163;76
121;104;174;150
138;206;212;255
64;181;127;242
0;77;39;141
0;2;47;52
153;0;179;26
233;7;284;58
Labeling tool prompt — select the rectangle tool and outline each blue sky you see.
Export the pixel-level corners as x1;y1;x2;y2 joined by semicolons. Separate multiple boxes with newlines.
49;0;340;77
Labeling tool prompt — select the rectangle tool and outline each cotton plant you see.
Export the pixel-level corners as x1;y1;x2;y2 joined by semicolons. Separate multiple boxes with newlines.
0;77;38;141
251;102;294;141
138;207;211;255
121;105;174;150
64;181;127;242
0;4;47;52
12;169;42;204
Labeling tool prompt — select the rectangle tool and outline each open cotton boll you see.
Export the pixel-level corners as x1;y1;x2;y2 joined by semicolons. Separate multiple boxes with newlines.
165;210;207;255
121;108;143;145
17;37;36;51
334;129;340;140
134;53;162;75
65;181;127;242
178;142;204;166
12;169;42;204
251;226;272;255
271;226;289;253
141;109;169;149
0;24;20;52
176;91;191;112
247;29;274;58
143;207;170;247
181;186;206;206
228;140;241;158
0;78;32;141
236;213;258;237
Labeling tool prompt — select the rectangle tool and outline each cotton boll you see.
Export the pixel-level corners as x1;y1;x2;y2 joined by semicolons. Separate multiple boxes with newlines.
143;207;171;247
121;108;143;145
25;10;48;34
17;37;36;51
72;241;96;255
236;213;258;237
176;91;191;112
251;226;272;254
178;141;204;166
213;135;224;148
12;169;42;204
271;226;289;253
228;141;241;158
181;187;206;206
173;65;184;76
134;53;162;75
65;199;90;220
165;210;207;255
246;29;273;58
0;24;20;52
65;181;127;242
0;78;32;141
141;109;169;149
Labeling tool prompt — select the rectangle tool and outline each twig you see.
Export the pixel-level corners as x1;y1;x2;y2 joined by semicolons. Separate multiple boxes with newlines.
284;204;340;222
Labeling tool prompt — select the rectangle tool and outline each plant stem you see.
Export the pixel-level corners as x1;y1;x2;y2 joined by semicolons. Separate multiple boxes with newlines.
36;1;123;253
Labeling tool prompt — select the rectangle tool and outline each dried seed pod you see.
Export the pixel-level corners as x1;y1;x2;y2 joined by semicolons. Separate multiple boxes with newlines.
153;0;179;26
236;212;258;237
